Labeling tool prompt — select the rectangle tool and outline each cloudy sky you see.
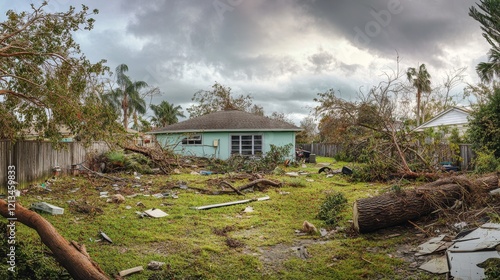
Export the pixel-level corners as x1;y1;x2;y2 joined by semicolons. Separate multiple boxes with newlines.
3;0;490;125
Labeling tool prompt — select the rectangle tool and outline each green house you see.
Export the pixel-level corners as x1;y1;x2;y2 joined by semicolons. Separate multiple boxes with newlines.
149;110;302;160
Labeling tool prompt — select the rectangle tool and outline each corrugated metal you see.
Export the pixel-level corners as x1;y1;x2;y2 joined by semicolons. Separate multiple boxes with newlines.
0;141;108;193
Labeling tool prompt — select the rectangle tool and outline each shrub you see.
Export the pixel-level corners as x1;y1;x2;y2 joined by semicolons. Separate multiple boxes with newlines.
473;148;500;174
317;192;348;226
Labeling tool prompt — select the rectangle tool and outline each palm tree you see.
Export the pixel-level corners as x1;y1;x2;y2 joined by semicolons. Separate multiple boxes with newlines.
105;64;148;129
469;0;500;83
407;64;432;126
150;101;185;128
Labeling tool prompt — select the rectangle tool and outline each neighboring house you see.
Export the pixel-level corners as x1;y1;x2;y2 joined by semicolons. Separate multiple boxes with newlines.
149;110;302;160
414;106;471;136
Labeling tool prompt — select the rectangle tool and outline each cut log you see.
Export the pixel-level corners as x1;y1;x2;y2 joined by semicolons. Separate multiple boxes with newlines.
0;200;109;279
353;174;499;233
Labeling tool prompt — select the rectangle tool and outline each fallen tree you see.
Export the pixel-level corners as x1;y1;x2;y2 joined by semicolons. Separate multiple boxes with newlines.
0;200;109;280
353;174;499;233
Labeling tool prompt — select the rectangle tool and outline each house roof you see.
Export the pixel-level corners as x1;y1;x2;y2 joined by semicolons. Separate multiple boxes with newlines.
414;106;472;131
149;110;302;134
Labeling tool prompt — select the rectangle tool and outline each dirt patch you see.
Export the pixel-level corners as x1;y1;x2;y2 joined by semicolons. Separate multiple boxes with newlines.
244;239;326;273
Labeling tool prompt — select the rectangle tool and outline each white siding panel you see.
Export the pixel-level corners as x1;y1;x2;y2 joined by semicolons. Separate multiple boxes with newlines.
420;109;469;129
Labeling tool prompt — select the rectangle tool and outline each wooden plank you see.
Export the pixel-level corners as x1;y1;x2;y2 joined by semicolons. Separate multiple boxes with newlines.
119;266;143;277
192;196;270;210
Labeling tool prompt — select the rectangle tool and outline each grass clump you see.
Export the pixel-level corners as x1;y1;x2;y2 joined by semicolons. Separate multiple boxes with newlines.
317;192;348;226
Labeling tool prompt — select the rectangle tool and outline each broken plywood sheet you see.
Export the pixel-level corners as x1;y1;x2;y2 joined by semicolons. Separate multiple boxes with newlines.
144;208;169;218
415;234;451;256
447;223;500;280
448;223;500;252
447;251;500;280
419;256;448;274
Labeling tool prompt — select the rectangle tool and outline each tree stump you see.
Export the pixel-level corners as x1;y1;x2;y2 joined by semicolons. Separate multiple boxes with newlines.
353;174;499;233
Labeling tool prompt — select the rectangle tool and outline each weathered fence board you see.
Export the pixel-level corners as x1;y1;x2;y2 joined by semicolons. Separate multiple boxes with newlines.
1;141;108;192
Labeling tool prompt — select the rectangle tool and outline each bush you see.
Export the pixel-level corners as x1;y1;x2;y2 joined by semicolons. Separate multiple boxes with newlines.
473;148;500;174
317;192;348;226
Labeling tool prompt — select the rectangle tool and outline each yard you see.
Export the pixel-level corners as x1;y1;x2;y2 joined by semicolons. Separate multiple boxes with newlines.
1;157;463;279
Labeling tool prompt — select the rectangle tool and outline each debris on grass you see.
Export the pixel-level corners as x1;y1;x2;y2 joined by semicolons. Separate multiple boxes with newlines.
191;196;270;210
118;266;143;277
30;202;64;215
302;221;318;234
144;208;169;218
99;231;113;243
108;194;125;204
147;261;165;270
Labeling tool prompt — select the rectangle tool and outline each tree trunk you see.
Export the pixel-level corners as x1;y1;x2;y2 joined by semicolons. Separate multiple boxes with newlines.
0;200;109;280
353;174;499;233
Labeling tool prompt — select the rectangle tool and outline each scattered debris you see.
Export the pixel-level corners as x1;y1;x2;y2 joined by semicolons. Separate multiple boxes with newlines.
144;208;169;218
191;196;270;210
147;261;165;270
125;206;132;210
109;194;125;204
119;266;143;277
490;188;500;196
419;256;448;274
302;221;318;234
69;201;103;214
319;228;328;237
415;235;450;256
447;223;500;280
136;201;145;207
135;211;148;218
31;202;64;215
99;231;113;243
243;206;254;213
200;170;213;175
285;172;299;177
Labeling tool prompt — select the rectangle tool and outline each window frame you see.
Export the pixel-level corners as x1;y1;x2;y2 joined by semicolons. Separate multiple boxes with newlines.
230;134;263;156
181;134;202;145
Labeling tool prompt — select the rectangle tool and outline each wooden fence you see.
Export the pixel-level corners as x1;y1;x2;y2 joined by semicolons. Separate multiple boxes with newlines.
0;141;109;192
299;143;474;171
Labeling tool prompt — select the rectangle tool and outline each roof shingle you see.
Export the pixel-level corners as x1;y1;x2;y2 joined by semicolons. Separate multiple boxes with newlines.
150;110;302;133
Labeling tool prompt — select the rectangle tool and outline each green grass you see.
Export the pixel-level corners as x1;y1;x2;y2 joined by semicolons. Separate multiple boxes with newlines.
1;157;443;279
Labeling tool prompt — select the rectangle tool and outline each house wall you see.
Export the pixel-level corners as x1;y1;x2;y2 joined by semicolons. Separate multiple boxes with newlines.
419;109;469;134
155;131;296;160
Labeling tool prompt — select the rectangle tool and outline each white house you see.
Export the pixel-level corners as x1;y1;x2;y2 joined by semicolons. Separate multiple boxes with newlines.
414;106;471;135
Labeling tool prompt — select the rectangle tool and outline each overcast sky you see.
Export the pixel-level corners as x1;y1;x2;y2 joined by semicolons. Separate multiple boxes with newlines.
3;0;490;125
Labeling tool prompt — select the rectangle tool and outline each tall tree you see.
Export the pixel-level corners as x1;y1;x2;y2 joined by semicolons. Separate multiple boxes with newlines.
0;3;111;279
0;2;120;145
150;100;185;127
407;64;432;126
467;86;500;157
469;0;500;83
187;82;262;118
105;64;148;129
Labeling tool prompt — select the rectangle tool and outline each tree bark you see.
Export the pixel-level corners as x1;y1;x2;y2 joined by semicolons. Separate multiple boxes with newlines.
353;174;499;233
0;200;109;280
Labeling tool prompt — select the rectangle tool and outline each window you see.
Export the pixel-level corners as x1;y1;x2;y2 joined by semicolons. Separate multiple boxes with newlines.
231;135;262;155
182;134;202;145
